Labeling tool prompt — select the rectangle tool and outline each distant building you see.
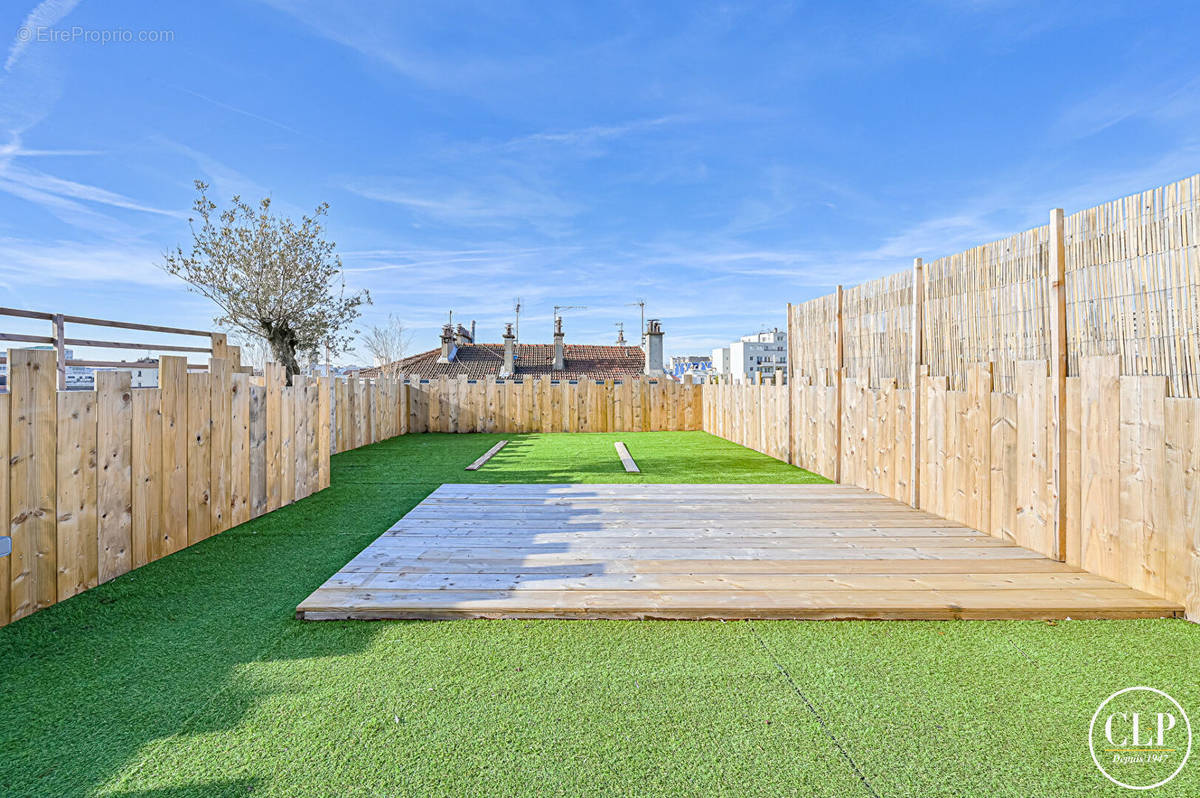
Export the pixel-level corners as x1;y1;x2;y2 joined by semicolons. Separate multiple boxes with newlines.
357;317;667;381
307;364;364;377
0;346;96;390
128;359;159;388
669;355;713;383
712;328;787;383
711;347;730;377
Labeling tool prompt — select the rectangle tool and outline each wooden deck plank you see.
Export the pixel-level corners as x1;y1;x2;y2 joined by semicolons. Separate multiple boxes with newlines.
299;483;1182;621
614;442;640;473
465;440;508;471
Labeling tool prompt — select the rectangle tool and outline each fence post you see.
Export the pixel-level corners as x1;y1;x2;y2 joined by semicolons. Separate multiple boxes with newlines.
210;332;228;361
1049;208;1068;561
909;258;923;507
52;313;65;390
785;303;795;466
834;285;844;483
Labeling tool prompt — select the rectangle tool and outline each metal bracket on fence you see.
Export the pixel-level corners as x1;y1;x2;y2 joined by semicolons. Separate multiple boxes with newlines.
0;535;10;558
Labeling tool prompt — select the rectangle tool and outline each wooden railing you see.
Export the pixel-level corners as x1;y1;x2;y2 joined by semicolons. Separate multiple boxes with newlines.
0;307;248;388
0;338;331;627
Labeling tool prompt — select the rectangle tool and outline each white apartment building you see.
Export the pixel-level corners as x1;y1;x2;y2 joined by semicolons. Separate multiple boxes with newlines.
712;328;787;383
710;347;730;377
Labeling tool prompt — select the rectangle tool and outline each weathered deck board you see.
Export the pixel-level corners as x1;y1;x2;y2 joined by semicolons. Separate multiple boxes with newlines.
465;440;508;471
298;483;1182;621
614;442;640;473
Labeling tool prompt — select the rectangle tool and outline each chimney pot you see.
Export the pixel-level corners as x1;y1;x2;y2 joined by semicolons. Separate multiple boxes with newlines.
643;319;665;376
501;323;516;377
437;324;456;364
552;318;565;370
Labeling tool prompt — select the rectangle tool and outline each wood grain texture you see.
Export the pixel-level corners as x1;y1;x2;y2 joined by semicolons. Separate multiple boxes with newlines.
158;356;188;557
230;373;251;526
1080;357;1120;578
299;483;1180;621
186;372;211;545
249;384;267;518
96;369;132;584
55;390;96;600
208;357;231;535
9;349;57;619
265;363;282;511
1015;361;1052;557
130;388;161;569
0;395;8;626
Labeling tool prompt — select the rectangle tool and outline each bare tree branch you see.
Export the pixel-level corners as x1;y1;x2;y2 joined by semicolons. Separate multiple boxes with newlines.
161;181;370;383
361;315;413;379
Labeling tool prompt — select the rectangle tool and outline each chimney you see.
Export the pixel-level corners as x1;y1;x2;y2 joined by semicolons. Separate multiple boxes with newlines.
500;323;516;377
437;324;456;364
643;319;665;376
552;316;565;370
455;324;473;345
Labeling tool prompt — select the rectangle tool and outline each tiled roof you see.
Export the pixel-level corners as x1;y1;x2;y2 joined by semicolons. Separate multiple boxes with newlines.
356;343;647;380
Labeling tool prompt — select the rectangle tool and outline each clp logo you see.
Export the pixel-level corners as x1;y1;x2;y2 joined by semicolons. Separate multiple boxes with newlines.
1090;687;1192;790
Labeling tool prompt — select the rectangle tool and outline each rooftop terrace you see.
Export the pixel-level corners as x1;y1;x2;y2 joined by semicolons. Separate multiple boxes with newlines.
1;431;1196;796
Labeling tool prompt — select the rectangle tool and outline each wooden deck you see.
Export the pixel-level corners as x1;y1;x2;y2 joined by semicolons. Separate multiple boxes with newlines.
297;484;1183;621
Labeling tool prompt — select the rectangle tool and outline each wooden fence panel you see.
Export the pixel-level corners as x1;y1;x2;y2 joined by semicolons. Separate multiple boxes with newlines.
131;388;161;569
8;349;57;620
186;372;212;545
1015;361;1052;557
209;357;231;535
989;392;1018;543
0;395;8;626
249;384;267;517
265;364;282;511
318;378;331;489
1119;376;1168;597
280;385;294;507
160;356;188;556
55;390;96;600
96;370;132;584
230;373;251;526
307;378;320;496
1163;397;1196;609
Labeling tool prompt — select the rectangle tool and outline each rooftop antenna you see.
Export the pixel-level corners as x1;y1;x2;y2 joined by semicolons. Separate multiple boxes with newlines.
513;297;522;343
614;322;626;346
626;299;646;346
552;304;587;335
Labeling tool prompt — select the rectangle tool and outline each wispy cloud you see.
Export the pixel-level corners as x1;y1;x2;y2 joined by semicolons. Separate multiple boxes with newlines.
0;164;183;216
493;115;687;154
346;177;581;231
257;0;540;93
169;85;304;137
0;236;179;288
4;0;82;72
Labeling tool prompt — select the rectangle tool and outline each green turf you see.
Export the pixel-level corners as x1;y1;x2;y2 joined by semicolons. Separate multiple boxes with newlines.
0;431;1195;797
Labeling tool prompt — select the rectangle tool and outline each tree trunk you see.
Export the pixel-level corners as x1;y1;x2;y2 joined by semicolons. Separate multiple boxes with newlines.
262;321;300;385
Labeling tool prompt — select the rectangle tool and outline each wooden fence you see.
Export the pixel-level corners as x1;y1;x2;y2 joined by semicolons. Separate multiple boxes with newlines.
330;376;701;450
703;173;1200;619
0;346;332;627
701;379;790;463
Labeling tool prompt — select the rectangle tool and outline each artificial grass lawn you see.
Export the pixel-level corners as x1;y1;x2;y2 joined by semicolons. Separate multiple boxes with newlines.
0;431;1194;797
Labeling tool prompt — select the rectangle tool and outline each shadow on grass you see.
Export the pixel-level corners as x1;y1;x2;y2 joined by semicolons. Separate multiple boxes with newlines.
0;430;821;795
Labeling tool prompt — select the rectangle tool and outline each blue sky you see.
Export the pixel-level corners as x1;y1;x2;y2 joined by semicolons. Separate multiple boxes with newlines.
2;1;1199;364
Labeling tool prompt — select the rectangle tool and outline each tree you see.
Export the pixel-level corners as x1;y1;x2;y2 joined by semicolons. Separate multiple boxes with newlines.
162;181;370;383
360;314;413;379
